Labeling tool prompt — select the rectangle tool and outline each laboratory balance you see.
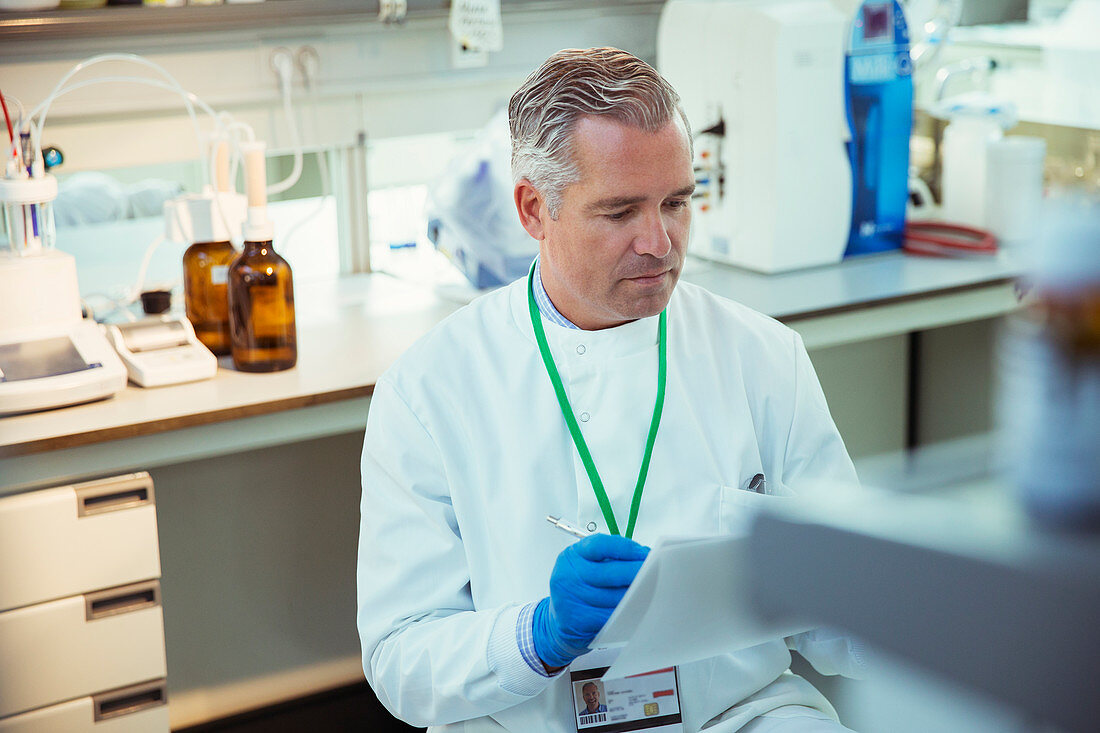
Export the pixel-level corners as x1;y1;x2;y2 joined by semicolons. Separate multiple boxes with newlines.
0;173;126;415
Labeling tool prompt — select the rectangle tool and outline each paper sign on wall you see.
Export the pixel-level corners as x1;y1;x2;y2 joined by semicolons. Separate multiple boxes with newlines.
449;0;504;53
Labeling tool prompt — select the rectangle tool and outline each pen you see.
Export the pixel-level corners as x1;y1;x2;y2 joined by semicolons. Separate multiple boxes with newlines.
546;515;590;539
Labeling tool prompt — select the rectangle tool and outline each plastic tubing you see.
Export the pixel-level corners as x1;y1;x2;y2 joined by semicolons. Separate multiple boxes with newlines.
207;136;230;238
909;0;962;71
1;93;26;167
0;91;14;145
205;116;258;245
219;115;256;197
264;75;304;196
13;76;210;180
18;54;219;181
0;93;25;128
25;80;211;183
32;54;207;134
17;53;302;213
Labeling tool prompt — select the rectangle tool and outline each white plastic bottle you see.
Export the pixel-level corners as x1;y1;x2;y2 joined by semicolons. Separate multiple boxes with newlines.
940;115;1004;228
985;136;1046;247
936;94;1019;229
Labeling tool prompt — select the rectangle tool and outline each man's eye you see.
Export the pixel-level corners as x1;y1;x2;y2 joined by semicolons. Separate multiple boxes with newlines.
607;210;631;221
666;199;689;210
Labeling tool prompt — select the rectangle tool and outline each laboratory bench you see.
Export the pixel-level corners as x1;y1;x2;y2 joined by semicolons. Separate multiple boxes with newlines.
685;249;1020;349
0;250;1023;481
0;273;459;489
0;251;1023;730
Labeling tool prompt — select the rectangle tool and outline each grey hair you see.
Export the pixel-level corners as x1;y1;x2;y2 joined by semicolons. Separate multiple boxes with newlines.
508;47;691;218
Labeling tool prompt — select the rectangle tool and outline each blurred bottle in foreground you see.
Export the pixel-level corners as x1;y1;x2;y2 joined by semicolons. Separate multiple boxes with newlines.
998;193;1100;530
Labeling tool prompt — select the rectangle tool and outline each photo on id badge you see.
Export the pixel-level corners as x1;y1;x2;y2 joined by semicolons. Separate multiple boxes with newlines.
568;657;683;733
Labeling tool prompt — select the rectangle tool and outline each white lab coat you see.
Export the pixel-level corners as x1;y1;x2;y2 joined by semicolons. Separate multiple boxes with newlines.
358;278;865;733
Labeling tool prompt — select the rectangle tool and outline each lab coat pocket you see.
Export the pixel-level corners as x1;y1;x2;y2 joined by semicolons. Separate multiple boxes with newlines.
718;484;792;535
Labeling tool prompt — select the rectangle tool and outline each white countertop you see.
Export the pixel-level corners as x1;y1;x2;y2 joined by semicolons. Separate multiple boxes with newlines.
0;273;459;457
0;251;1022;462
681;250;1021;320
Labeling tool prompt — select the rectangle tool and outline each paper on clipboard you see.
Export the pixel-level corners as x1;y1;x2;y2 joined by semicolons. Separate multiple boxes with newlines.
593;533;811;679
591;535;712;649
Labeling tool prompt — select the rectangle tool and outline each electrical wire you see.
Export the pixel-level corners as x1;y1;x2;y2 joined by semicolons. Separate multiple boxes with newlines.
282;66;333;252
82;293;138;323
126;234;168;305
281;152;332;252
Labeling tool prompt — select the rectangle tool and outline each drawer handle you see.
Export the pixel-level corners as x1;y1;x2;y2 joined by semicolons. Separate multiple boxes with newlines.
81;487;149;514
75;473;155;517
85;580;160;621
93;679;168;722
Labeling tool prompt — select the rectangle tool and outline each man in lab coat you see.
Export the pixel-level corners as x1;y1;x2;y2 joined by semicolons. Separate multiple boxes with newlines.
358;48;866;732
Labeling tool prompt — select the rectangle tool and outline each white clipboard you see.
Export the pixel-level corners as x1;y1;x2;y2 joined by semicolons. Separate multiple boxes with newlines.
592;533;812;679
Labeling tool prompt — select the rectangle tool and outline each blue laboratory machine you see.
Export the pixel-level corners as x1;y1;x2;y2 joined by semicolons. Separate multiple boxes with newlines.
844;0;913;256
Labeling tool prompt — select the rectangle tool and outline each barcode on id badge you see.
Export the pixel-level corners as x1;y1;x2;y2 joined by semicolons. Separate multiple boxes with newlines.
579;713;607;725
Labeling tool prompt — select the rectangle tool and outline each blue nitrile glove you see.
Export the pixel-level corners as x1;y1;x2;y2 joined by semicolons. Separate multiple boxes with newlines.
532;533;650;669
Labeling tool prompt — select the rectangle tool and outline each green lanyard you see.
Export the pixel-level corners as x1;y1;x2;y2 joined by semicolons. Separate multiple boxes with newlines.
527;262;668;539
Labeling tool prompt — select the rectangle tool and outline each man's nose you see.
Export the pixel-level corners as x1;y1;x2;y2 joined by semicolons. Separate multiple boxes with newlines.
633;209;673;258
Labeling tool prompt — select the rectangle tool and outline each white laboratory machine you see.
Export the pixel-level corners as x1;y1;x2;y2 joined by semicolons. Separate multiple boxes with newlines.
0;174;127;415
105;316;217;388
658;0;853;273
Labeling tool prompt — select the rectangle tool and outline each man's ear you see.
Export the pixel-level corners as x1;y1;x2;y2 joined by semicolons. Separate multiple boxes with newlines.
514;179;547;241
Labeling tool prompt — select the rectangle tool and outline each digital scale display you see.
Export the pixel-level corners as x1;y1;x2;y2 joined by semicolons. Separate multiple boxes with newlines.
0;336;99;382
862;3;893;41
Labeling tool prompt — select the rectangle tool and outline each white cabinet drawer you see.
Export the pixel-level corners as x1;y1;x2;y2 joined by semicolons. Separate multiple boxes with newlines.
0;473;160;613
0;582;167;719
0;680;169;733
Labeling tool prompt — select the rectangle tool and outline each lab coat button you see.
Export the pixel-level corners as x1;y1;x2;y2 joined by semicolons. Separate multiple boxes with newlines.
579;412;590;422
587;521;597;532
576;344;586;355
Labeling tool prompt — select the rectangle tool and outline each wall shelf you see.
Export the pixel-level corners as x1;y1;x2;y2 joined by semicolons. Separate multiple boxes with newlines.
1;1;376;43
0;0;660;45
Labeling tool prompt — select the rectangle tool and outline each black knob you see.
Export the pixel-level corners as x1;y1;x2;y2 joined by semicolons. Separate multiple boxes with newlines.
140;289;172;315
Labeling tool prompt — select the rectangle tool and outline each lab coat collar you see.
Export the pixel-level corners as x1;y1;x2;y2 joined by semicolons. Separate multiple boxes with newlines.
507;277;664;362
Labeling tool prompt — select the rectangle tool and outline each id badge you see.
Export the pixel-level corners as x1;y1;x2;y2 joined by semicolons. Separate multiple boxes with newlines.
568;649;684;733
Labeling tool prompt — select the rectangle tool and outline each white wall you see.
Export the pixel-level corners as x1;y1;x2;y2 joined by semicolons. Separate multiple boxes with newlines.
0;5;663;173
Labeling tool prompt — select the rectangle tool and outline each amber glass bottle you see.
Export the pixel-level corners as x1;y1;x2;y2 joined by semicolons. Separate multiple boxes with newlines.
183;239;235;355
227;239;297;372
